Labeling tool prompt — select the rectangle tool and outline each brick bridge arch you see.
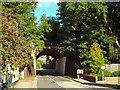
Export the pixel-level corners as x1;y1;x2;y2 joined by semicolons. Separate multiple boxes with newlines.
36;48;64;60
35;46;76;77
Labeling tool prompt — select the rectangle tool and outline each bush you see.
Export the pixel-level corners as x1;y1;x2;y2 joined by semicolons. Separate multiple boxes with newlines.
111;71;120;77
97;69;111;80
98;69;111;77
102;69;111;77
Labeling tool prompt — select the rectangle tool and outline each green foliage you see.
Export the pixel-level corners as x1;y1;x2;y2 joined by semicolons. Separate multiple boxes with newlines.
55;2;120;73
36;59;46;69
82;42;105;73
2;10;33;72
2;2;45;73
38;14;52;41
103;2;120;63
2;2;45;49
35;2;120;75
96;70;120;80
111;71;120;77
46;17;60;43
56;2;109;70
43;60;55;69
89;42;104;73
100;69;111;77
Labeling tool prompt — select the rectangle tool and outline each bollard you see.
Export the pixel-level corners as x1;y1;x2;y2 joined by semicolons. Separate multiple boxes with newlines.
77;74;80;79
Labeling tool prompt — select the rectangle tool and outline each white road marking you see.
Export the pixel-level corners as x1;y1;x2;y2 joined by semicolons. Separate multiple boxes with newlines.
47;76;63;88
58;76;91;88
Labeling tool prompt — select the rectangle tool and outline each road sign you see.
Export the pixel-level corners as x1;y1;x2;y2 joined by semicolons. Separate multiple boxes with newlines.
77;69;84;74
101;66;105;69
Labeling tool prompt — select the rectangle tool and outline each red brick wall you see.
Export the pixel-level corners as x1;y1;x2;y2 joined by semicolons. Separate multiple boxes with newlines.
83;74;98;82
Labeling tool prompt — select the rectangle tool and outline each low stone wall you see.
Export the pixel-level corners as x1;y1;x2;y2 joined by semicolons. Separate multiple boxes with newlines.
105;64;120;73
105;77;120;85
83;74;98;82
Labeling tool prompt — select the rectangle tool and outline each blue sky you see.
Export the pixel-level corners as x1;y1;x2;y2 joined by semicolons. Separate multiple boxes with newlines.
33;0;59;24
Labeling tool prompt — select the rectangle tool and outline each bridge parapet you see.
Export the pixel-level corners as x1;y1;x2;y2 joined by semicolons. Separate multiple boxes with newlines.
45;42;58;48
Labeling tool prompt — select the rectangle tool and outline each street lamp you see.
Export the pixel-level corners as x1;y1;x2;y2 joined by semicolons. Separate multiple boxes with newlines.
101;66;105;81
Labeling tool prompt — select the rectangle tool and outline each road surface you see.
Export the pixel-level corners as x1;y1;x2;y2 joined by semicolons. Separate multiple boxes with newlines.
13;69;118;89
36;69;91;89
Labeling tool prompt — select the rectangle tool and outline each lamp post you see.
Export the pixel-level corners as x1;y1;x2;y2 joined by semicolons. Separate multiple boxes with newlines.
101;66;105;81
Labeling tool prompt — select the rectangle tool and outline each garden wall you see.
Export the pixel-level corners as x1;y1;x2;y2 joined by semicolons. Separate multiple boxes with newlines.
83;74;98;82
0;64;35;89
0;67;19;89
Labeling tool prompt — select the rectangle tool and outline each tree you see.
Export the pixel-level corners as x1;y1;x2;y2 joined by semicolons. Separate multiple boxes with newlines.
2;10;32;71
2;2;45;49
47;16;60;43
57;2;108;69
38;14;52;42
103;2;120;63
88;42;104;73
1;2;45;72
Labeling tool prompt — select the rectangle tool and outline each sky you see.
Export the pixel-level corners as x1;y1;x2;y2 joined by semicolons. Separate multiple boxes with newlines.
33;0;59;24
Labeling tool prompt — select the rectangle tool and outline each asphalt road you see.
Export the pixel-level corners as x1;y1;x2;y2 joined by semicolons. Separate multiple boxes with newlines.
36;69;91;89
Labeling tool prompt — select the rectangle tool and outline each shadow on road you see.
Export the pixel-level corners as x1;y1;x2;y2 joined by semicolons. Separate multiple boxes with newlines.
36;69;62;76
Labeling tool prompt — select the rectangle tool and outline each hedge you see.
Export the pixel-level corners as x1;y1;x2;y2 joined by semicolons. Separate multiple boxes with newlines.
111;71;120;77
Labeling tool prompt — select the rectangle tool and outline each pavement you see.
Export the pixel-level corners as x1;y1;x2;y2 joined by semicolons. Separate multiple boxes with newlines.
10;76;37;88
64;76;120;89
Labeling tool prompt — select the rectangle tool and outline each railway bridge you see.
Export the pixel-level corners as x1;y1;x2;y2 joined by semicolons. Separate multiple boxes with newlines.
35;42;76;77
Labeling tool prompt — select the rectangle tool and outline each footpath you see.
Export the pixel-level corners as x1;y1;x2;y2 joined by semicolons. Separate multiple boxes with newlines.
10;76;37;88
64;76;120;89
